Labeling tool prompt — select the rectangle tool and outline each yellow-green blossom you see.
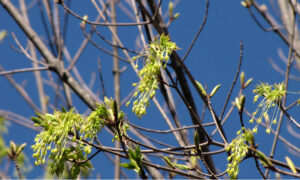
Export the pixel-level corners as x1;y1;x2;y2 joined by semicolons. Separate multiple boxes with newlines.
251;82;285;134
127;34;179;117
226;128;254;179
31;98;125;178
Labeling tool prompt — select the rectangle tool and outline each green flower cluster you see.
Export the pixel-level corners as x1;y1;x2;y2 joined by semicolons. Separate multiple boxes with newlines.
32;109;82;166
250;82;286;134
31;97;125;177
226;128;254;179
127;34;178;117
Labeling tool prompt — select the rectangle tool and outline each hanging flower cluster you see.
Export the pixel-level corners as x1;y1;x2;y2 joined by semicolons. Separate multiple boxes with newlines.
250;82;286;134
127;34;178;117
226;128;254;179
31;97;125;177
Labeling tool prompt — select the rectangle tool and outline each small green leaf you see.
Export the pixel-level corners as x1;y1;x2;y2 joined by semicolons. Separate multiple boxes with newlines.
236;95;246;111
240;95;246;110
120;162;135;170
10;141;17;154
168;2;174;17
174;163;192;170
173;13;180;19
135;145;142;161
196;81;206;96
61;106;67;113
240;71;245;86
54;161;65;177
16;143;27;156
163;156;174;168
31;117;42;125
128;148;136;160
285;156;297;174
244;78;253;88
70;164;80;179
210;84;221;97
104;96;110;106
256;150;272;167
235;97;241;111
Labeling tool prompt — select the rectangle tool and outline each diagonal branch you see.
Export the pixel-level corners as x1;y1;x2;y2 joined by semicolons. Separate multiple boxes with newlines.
1;0;97;110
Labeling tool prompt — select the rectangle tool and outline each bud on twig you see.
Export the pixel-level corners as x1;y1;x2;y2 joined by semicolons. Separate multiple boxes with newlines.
54;0;64;4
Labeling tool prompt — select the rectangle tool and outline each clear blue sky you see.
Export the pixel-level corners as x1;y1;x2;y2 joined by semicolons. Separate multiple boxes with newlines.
0;0;299;178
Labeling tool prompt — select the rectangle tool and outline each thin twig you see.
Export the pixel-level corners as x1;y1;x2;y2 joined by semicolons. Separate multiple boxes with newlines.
279;104;300;128
95;30;140;55
207;97;228;144
38;0;56;55
61;2;150;26
268;58;300;81
182;0;209;61
254;156;266;179
81;28;130;63
0;66;41;113
220;41;243;120
244;108;300;153
266;0;297;176
252;1;300;58
97;59;106;99
20;0;48;113
127;121;199;134
12;157;23;179
0;66;48;76
11;33;48;66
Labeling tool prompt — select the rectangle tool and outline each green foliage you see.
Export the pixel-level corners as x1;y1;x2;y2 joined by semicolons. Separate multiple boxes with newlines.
42;159;91;179
127;34;179;117
226;128;254;179
31;97;125;178
250;82;286;134
121;146;145;176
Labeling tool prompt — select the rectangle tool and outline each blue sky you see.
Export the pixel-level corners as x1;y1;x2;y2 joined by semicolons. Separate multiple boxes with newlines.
0;0;299;178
